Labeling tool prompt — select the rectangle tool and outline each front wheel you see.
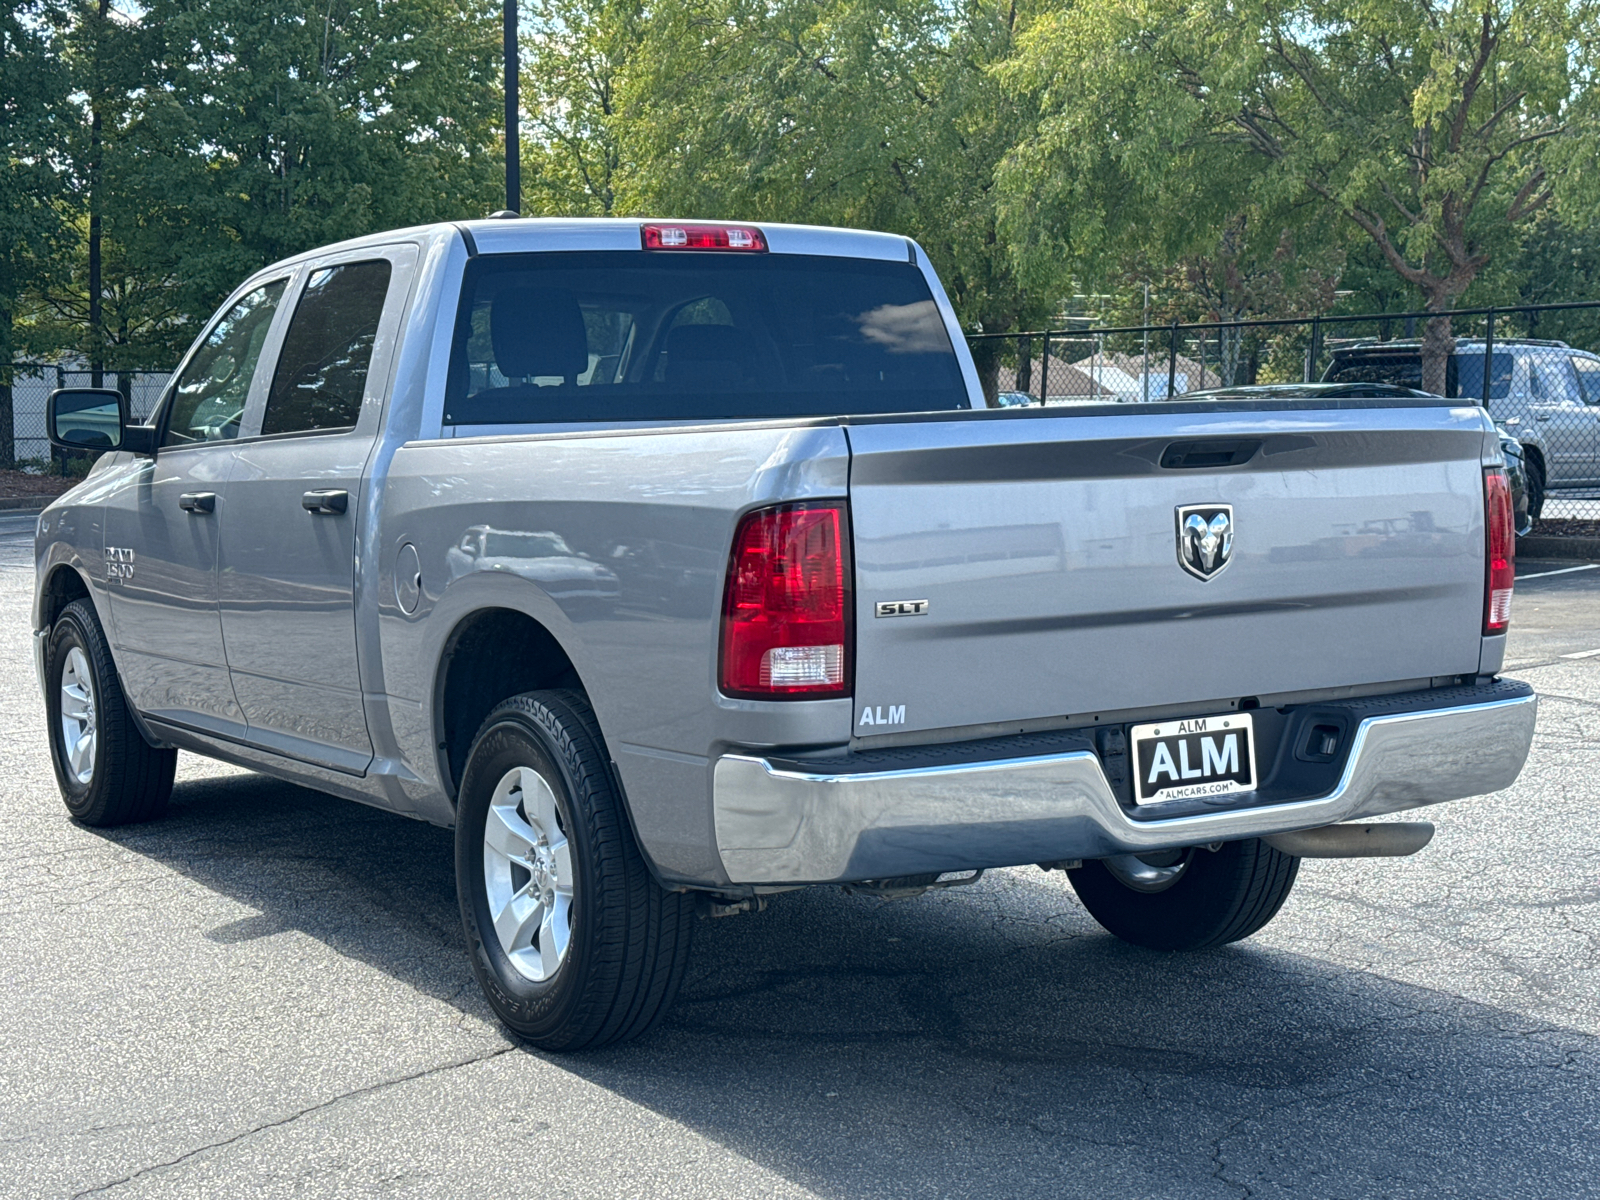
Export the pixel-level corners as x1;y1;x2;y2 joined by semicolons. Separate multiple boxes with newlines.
455;690;694;1050
1068;839;1299;950
45;599;176;826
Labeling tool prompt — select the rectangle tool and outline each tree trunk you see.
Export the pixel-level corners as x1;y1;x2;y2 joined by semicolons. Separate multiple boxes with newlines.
1219;324;1244;387
1420;310;1454;397
979;357;1001;407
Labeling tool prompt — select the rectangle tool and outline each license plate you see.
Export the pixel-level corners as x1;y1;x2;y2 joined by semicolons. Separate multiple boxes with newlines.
1129;712;1257;805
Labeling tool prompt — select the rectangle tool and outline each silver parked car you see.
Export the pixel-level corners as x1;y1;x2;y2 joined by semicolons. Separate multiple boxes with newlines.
1324;337;1600;516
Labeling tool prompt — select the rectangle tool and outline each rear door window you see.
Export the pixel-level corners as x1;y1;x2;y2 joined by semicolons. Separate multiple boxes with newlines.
1324;349;1520;400
1323;352;1436;392
443;251;970;425
263;260;393;436
1572;356;1600;404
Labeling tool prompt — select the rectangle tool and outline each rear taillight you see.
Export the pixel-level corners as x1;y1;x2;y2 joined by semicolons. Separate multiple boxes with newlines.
641;223;768;251
719;504;851;698
1484;468;1514;635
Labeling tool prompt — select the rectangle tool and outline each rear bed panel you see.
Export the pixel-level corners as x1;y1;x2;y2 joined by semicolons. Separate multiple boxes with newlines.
847;406;1492;739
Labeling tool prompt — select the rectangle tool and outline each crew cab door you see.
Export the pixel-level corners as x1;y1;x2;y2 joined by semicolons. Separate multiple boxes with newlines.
102;279;289;736
1528;356;1596;485
1567;355;1600;485
218;246;416;774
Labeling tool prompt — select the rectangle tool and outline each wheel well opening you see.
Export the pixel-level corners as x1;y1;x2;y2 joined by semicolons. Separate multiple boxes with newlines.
436;608;582;800
40;566;91;631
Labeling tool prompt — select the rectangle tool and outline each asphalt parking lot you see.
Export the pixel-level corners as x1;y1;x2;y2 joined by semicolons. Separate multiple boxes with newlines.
1;509;1596;1199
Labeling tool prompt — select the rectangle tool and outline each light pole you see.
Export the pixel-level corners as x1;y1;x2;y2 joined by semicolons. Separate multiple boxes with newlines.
1141;282;1150;402
504;0;520;214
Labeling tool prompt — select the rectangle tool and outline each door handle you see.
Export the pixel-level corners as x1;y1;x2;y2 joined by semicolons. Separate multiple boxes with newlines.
178;492;216;514
301;489;349;515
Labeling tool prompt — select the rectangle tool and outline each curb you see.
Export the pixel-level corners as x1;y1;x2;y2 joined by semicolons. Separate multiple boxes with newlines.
1516;534;1600;561
0;498;50;513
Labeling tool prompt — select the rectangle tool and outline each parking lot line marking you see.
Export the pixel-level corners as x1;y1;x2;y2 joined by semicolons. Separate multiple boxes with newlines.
1559;648;1600;660
1517;564;1600;581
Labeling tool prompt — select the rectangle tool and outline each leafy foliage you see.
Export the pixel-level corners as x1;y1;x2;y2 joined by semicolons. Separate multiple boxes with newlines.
1000;0;1600;387
0;0;72;371
105;0;502;356
610;0;1070;397
0;0;74;462
8;0;1600;429
520;0;643;216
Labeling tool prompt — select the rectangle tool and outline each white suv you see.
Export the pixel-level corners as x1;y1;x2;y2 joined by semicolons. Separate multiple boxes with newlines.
1324;338;1600;515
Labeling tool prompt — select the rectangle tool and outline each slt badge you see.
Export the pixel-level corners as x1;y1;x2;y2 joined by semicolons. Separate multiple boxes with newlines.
1175;504;1233;581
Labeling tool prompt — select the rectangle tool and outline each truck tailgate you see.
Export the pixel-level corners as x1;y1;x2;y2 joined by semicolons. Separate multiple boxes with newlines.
846;404;1492;737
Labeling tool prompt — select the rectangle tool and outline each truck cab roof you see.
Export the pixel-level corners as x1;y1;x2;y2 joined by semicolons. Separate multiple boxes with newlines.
263;217;921;273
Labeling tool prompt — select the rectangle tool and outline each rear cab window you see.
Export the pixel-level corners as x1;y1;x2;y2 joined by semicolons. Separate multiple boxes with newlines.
1325;350;1514;399
443;250;971;426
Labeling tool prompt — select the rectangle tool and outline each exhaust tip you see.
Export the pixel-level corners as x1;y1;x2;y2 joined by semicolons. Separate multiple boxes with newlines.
1263;821;1435;859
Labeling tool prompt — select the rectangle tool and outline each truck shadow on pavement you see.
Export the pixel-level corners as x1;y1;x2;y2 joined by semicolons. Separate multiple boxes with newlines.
98;771;1599;1199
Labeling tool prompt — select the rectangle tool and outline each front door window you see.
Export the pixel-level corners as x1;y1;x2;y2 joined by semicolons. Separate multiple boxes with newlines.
164;282;286;446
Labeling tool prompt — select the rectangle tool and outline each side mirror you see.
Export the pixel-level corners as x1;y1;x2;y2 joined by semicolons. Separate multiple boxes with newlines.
46;388;156;455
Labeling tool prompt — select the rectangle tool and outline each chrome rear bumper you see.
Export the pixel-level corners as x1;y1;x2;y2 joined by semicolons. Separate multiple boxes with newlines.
712;688;1538;885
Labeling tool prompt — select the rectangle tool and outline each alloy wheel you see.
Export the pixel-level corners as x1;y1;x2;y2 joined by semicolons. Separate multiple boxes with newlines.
482;765;574;982
58;646;97;785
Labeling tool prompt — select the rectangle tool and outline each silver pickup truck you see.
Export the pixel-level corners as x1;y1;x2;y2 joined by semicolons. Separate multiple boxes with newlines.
36;219;1537;1050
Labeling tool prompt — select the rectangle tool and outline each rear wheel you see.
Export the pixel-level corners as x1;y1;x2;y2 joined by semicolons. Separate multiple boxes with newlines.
1068;839;1299;950
45;599;176;826
1524;450;1545;521
455;690;694;1050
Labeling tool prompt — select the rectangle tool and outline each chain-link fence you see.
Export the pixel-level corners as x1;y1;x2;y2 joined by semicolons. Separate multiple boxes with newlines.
8;302;1600;524
3;362;170;468
968;300;1600;524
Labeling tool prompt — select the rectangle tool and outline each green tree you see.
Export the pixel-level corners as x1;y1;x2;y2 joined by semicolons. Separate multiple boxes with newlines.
115;0;504;330
1;0;72;463
1504;213;1600;353
618;0;1071;401
24;217;187;379
19;0;180;387
1095;209;1345;386
1001;0;1600;392
520;0;643;216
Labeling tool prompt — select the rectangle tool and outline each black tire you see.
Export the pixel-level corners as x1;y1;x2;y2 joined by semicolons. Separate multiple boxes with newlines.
455;690;694;1051
1068;839;1299;951
1524;450;1545;521
45;598;177;826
